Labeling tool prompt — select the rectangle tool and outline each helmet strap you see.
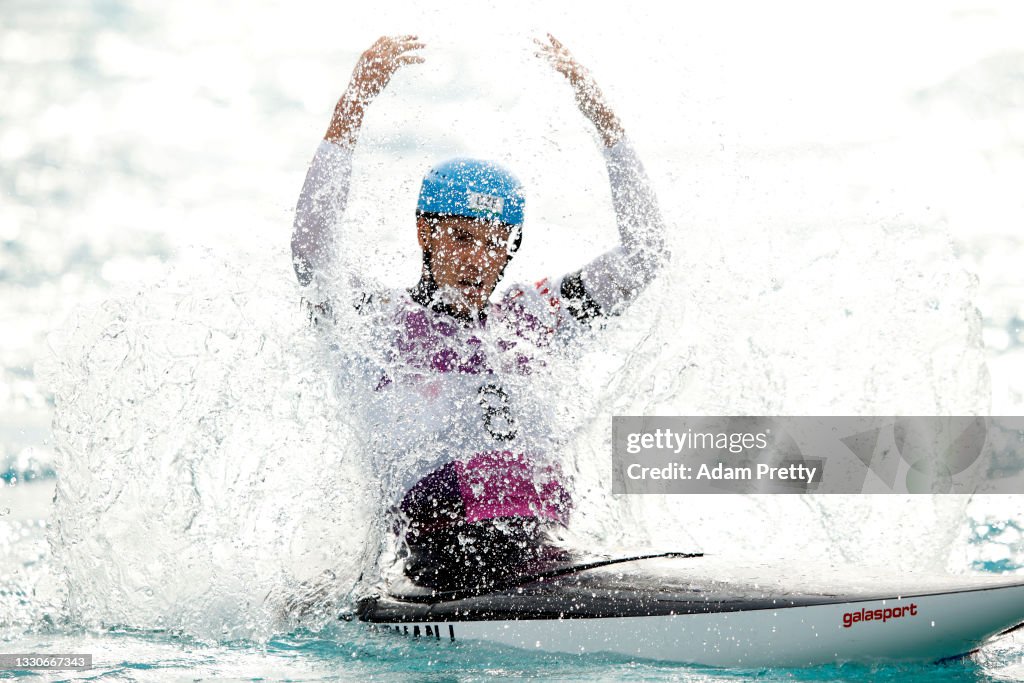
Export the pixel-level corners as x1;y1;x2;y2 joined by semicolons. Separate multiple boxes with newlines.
409;247;440;306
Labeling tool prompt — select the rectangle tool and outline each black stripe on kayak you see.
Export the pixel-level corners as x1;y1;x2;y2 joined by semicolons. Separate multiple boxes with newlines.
357;564;1024;623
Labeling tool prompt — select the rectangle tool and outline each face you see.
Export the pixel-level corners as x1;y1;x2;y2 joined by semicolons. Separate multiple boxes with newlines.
417;215;514;315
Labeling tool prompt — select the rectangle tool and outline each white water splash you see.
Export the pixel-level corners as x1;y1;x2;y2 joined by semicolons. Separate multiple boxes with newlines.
10;0;1014;645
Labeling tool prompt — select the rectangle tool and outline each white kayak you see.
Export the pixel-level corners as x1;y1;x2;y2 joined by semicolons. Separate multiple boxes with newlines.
355;553;1024;667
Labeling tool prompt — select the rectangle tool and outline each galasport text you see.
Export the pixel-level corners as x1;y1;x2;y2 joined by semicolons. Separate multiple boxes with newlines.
842;603;918;628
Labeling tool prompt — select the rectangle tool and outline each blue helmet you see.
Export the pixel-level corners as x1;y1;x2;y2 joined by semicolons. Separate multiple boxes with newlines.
416;157;525;227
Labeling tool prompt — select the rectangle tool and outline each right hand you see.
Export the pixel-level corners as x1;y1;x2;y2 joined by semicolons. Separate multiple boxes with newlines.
326;35;425;145
347;35;425;103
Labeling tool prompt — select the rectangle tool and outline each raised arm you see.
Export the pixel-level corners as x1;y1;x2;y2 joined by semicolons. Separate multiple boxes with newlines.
535;34;667;316
291;36;425;289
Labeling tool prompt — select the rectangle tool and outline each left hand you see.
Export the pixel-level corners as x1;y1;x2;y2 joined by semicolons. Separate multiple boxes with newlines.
535;33;624;148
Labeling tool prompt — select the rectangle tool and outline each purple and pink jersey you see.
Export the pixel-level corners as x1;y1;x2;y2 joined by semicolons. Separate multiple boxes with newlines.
356;278;584;529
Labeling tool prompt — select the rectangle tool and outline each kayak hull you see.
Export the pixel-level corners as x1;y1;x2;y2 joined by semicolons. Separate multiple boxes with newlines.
358;555;1024;667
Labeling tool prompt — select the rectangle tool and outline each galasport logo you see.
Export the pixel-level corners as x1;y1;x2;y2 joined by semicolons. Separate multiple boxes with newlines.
842;603;918;628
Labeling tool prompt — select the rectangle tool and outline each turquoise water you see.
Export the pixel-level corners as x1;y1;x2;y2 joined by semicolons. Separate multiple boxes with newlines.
4;0;1024;679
